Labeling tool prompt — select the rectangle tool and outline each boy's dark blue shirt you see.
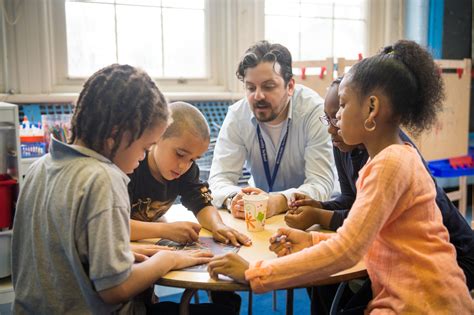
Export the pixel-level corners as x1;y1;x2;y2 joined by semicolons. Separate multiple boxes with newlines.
128;154;213;222
320;131;474;261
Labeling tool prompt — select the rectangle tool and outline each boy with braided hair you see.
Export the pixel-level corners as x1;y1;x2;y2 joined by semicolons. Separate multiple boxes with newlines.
12;65;218;314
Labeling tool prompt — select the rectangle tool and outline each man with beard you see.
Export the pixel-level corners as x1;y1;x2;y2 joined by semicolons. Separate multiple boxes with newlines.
209;40;336;219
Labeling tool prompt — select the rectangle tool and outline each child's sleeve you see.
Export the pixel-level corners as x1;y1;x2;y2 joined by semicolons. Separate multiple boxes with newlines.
310;231;335;244
86;206;134;292
179;163;213;215
244;147;413;293
319;148;358;212
78;175;134;292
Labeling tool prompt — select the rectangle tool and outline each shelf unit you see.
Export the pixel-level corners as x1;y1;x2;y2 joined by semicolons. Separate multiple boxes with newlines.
0;103;22;187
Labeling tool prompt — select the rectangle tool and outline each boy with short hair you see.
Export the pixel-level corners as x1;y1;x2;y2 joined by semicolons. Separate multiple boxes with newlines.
128;101;251;247
128;101;247;314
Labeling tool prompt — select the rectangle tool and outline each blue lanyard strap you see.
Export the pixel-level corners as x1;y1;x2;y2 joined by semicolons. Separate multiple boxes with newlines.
256;121;290;192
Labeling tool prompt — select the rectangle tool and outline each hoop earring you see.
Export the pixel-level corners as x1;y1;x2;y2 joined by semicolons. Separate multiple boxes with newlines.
364;118;376;132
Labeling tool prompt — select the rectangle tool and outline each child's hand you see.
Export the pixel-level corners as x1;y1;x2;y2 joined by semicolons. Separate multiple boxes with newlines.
268;227;312;257
130;243;173;262
212;222;252;247
207;253;249;284
170;250;214;270
284;206;321;230
288;193;321;210
231;187;265;219
164;221;201;244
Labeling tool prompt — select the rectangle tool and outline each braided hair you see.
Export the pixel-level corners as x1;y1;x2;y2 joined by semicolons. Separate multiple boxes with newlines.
347;40;444;136
69;64;169;160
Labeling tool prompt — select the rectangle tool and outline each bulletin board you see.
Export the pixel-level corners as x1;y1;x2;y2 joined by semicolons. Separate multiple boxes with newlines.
408;59;472;161
338;57;471;161
292;58;334;97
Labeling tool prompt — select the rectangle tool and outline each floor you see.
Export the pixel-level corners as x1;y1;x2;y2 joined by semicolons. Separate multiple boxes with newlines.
158;287;312;315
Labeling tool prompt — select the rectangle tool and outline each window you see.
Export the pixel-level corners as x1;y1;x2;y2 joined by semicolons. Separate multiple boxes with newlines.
264;0;367;61
4;0;397;96
65;0;207;79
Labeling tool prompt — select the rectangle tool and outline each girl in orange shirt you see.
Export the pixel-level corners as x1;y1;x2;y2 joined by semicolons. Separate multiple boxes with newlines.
208;40;474;313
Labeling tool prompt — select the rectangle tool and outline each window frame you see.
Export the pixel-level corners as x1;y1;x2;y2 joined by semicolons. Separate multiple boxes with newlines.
48;0;230;93
263;0;369;61
0;0;402;100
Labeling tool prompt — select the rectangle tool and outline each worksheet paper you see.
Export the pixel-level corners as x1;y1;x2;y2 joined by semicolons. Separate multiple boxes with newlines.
156;237;240;272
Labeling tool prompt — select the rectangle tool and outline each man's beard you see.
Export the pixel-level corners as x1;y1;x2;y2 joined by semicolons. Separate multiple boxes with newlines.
254;101;278;122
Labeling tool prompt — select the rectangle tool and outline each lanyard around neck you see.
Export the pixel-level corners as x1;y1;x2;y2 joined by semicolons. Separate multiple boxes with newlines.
256;121;290;192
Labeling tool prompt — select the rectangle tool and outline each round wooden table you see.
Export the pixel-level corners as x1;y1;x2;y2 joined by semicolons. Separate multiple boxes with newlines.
143;205;367;315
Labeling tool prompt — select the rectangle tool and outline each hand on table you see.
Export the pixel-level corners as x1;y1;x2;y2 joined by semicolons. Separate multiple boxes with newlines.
284;206;321;231
207;252;249;284
162;221;201;244
169;250;214;270
288;193;321;210
130;243;173;262
230;187;287;219
268;227;313;257
212;222;252;247
230;187;265;219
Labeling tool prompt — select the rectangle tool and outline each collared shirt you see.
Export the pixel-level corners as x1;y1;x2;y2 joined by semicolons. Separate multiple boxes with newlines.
12;138;136;314
209;84;336;206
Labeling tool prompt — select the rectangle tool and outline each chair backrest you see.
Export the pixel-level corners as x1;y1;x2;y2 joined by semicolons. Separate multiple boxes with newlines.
191;100;251;184
292;58;334;97
192;100;233;139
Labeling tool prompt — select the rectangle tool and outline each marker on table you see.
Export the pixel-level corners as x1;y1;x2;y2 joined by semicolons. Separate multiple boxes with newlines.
272;235;287;244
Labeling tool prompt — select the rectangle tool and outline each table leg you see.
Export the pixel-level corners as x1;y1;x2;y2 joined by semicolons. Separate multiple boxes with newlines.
472;183;474;228
272;290;277;310
179;288;196;315
459;176;467;217
286;288;294;315
248;291;253;315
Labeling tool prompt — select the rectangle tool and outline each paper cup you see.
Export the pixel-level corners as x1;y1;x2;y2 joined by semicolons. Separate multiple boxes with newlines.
243;194;269;232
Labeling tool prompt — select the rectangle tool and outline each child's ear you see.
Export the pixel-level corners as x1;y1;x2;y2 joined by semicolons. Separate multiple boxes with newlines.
367;96;380;119
106;137;115;150
105;126;119;153
287;78;296;96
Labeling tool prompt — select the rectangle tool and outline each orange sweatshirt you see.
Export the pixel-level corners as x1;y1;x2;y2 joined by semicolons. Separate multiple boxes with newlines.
245;144;474;313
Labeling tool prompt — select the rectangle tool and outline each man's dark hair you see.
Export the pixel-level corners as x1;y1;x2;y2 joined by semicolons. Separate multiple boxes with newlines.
236;40;293;85
69;64;169;160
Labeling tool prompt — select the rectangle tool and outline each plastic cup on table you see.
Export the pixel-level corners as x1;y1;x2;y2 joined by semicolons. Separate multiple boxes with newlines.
242;194;269;232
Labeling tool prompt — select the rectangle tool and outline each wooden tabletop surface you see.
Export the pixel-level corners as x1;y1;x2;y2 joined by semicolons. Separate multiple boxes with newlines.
138;204;367;291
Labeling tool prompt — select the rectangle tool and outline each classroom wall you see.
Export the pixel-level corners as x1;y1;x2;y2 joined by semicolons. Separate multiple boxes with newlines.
404;0;429;46
440;0;473;131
